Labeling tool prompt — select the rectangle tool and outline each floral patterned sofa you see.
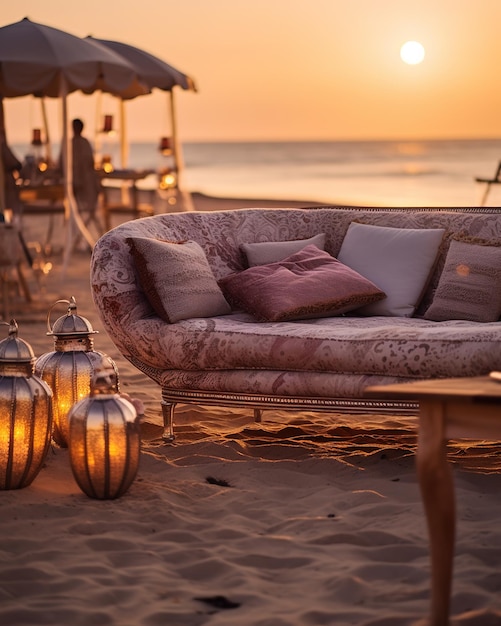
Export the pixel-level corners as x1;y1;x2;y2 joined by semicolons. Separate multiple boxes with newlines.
90;206;501;441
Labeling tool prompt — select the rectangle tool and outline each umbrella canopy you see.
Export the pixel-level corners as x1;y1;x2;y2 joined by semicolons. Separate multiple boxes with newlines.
0;18;140;98
87;37;196;183
87;37;196;98
0;17;140;260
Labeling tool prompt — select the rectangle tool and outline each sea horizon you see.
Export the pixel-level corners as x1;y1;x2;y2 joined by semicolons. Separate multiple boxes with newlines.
13;137;501;207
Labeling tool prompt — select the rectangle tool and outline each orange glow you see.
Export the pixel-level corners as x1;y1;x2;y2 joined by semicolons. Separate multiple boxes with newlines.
456;264;471;277
2;1;501;142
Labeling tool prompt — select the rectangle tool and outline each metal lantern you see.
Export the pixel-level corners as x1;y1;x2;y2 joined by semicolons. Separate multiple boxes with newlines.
68;357;141;500
34;297;119;448
0;320;53;490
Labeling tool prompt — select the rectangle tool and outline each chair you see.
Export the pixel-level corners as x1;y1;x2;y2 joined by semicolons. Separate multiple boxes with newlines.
99;170;156;231
18;183;66;249
475;161;501;206
0;223;31;319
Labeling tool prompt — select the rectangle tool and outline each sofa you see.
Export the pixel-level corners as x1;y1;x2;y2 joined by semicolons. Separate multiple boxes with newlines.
90;206;501;441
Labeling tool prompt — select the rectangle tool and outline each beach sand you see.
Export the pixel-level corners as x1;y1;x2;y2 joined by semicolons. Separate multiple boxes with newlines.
1;193;501;626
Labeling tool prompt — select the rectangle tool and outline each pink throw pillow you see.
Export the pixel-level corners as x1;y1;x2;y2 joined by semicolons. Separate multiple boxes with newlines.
219;244;386;322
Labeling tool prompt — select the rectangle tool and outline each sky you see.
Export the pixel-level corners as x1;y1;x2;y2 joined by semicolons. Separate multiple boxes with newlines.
1;0;501;144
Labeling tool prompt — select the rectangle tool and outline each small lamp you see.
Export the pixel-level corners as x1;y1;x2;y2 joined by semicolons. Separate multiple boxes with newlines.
158;136;172;156
68;357;140;500
101;154;114;174
102;115;114;133
34;297;119;448
0;320;53;490
31;128;42;147
158;168;177;191
31;128;48;173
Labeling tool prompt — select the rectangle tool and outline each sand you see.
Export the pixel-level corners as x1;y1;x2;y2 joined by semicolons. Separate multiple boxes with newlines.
1;192;501;626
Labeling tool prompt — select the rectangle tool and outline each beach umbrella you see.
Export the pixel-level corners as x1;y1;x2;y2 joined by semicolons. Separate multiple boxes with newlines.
0;17;140;256
87;36;196;181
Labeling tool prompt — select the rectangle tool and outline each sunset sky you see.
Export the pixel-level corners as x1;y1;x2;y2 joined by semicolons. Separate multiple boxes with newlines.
2;0;501;144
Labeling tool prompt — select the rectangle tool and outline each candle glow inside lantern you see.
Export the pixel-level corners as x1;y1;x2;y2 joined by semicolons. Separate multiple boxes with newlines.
0;320;53;490
34;297;119;448
68;358;140;500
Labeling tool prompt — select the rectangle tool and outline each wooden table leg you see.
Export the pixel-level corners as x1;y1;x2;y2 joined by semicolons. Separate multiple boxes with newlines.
416;399;456;626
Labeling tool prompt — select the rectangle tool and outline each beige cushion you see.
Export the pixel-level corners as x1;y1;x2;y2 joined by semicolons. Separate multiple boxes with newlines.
424;239;501;322
219;244;386;322
241;233;326;266
127;237;231;323
337;222;445;317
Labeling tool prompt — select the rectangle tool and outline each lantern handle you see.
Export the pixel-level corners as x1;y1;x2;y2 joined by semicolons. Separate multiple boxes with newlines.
0;319;18;337
46;297;76;334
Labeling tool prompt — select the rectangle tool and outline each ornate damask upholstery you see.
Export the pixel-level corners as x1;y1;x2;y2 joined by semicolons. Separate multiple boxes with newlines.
90;206;501;440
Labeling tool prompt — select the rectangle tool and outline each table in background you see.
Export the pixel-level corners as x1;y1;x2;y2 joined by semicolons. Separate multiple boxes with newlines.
366;376;501;626
99;168;156;231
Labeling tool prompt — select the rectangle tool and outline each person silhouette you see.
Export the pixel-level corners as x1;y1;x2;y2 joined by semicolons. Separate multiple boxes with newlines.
69;118;100;223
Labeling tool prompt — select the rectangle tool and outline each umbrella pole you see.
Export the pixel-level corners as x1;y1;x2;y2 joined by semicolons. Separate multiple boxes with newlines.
0;98;6;215
61;87;96;274
169;90;182;185
120;99;128;169
119;98;129;205
94;92;103;166
169;90;193;211
40;98;52;165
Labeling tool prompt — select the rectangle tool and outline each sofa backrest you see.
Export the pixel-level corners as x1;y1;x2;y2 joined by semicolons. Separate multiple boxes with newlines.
90;206;501;354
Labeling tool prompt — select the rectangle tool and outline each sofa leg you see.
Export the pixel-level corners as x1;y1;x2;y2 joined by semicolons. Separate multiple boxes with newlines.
161;400;176;442
254;408;262;422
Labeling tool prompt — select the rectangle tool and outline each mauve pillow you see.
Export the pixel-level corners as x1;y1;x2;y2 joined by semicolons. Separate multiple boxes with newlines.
241;233;326;266
424;239;501;322
218;244;386;322
127;237;231;323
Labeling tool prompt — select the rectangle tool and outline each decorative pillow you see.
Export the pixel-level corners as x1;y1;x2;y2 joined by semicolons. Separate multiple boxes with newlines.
424;239;501;322
127;237;231;323
218;244;386;322
241;233;326;267
337;222;445;317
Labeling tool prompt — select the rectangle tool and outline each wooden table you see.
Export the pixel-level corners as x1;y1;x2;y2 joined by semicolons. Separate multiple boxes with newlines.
366;376;501;626
99;169;156;231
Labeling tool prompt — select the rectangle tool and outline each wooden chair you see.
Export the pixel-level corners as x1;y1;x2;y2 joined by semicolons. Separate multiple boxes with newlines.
475;161;501;206
0;223;31;320
100;184;154;231
18;183;66;248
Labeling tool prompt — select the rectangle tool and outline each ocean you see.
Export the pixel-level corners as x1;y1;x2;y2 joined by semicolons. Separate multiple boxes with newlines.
13;138;501;207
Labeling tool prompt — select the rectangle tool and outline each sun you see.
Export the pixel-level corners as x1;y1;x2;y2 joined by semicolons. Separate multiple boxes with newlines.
400;41;425;65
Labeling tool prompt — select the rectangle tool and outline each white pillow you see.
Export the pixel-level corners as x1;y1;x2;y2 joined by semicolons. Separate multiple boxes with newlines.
337;222;445;317
241;233;326;266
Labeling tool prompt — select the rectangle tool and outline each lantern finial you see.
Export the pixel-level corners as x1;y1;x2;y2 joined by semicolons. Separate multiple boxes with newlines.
0;318;36;365
46;296;98;337
91;356;119;395
8;319;18;336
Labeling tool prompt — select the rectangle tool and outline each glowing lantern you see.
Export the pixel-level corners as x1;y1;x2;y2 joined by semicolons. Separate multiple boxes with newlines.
68;357;140;499
158;168;177;190
34;297;119;448
0;320;53;489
